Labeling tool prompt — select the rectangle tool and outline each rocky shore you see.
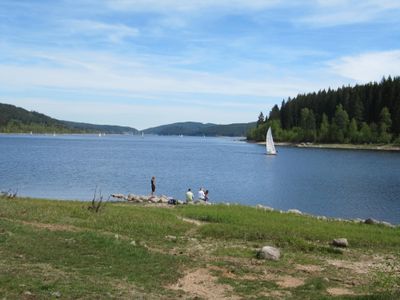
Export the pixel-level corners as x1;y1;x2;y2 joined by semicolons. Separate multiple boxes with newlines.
111;193;398;227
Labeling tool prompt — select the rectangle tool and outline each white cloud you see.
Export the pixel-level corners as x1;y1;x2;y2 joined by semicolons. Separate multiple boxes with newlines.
104;0;281;12
297;0;400;27
328;50;400;82
0;48;316;99
67;20;139;42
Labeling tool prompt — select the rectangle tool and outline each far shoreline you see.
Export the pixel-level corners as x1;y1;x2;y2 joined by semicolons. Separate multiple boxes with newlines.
254;141;400;152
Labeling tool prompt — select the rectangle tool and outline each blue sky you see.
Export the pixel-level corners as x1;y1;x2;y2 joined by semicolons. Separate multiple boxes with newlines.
1;0;400;129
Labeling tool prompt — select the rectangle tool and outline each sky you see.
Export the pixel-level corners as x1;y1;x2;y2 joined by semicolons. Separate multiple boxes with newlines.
1;0;400;129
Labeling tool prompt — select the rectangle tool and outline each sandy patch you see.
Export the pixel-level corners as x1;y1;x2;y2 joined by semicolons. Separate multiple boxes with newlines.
276;275;305;288
21;221;82;232
295;264;324;273
327;287;354;296
179;217;206;226
169;268;239;300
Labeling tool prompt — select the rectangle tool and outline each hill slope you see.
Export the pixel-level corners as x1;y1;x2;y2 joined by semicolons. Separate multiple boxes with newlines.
0;103;138;134
1;196;399;299
143;121;255;137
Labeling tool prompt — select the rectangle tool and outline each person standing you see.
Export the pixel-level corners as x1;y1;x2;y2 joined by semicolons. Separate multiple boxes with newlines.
151;176;156;196
186;188;194;203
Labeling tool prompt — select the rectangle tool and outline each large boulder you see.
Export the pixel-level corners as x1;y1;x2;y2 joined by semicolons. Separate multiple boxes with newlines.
257;246;281;261
288;209;302;215
364;218;379;225
332;238;349;248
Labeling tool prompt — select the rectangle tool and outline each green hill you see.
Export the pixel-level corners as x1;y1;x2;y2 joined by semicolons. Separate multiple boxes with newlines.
143;121;255;137
61;120;138;134
0;103;138;134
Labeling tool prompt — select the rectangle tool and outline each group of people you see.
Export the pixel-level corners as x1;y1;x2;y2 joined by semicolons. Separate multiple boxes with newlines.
150;176;210;204
185;187;209;203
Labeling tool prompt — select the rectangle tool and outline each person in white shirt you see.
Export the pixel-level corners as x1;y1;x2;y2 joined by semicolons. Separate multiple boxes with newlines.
198;188;205;201
186;188;194;203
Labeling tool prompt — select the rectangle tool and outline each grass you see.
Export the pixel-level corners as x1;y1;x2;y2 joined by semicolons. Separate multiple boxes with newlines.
0;196;399;299
178;205;400;250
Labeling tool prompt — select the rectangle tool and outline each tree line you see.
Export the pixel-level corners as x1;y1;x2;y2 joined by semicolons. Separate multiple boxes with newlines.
247;76;400;144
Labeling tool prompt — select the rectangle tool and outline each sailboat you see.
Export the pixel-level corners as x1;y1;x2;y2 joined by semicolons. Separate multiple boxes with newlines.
266;127;277;155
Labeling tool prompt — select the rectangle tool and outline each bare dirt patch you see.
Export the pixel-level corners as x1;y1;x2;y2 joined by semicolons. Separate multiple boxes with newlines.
295;264;324;273
179;217;206;226
169;268;239;300
21;221;82;232
276;275;305;288
327;287;355;296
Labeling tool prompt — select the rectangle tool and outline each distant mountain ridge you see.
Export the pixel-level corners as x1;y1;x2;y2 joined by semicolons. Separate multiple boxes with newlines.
0;103;138;134
0;102;254;136
143;121;256;137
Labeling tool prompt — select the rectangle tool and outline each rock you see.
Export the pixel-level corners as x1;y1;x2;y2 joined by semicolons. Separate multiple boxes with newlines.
24;291;33;296
332;238;348;248
51;291;61;298
257;246;281;261
352;218;363;223
288;209;302;215
165;235;177;241
364;218;379;225
160;197;169;204
380;221;395;228
256;204;274;211
111;193;125;199
130;240;136;246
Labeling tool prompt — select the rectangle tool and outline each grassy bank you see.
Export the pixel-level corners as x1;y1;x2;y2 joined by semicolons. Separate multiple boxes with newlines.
1;196;399;299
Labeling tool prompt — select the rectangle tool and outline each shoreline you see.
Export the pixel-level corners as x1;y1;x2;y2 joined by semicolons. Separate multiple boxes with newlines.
4;192;398;226
255;141;400;152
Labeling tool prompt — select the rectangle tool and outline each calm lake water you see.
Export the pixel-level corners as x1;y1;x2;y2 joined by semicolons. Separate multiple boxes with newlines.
1;134;400;224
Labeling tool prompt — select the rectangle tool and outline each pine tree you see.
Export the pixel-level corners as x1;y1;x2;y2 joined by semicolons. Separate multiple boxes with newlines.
378;107;392;143
257;112;265;127
348;118;359;143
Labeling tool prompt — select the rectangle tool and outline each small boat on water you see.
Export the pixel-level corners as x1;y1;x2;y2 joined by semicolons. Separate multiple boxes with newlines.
266;127;277;155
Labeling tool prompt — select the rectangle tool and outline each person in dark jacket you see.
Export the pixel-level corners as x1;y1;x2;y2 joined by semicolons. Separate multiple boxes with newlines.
151;176;156;196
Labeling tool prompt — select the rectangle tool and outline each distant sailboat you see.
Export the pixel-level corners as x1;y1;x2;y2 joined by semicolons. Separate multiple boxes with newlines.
141;132;144;138
266;127;277;155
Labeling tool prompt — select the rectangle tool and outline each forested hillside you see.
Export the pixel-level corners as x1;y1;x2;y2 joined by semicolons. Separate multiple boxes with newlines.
143;121;255;137
0;103;72;133
0;103;138;134
248;77;400;144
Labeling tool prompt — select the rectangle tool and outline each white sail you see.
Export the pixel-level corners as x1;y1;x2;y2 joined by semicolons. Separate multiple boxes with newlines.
266;127;277;155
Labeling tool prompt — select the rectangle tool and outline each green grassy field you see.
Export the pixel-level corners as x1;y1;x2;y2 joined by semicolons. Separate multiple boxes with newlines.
0;196;399;299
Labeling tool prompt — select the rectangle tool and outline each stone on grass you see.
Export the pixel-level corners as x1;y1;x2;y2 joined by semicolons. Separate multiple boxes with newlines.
165;235;177;241
257;246;281;261
332;238;348;248
288;209;302;215
364;218;379;225
256;204;274;211
380;221;395;228
51;291;61;298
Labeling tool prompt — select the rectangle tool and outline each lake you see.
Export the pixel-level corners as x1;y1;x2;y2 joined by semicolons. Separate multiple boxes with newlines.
1;134;400;224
